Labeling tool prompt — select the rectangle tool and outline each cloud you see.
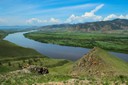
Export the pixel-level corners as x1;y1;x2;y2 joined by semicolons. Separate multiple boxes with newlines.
0;18;7;25
91;4;104;13
25;3;97;16
49;18;60;23
26;18;60;25
26;4;106;25
103;14;128;21
66;4;104;23
26;18;46;24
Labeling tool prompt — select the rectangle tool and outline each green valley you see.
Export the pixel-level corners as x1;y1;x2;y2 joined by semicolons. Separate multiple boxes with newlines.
24;31;128;54
0;19;128;85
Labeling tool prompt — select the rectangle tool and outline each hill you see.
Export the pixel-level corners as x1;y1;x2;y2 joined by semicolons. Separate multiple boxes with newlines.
0;30;7;40
0;46;128;84
71;47;128;77
0;40;41;58
39;19;128;32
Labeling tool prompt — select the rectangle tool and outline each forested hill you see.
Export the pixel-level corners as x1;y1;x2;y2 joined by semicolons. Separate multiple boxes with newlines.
39;19;128;32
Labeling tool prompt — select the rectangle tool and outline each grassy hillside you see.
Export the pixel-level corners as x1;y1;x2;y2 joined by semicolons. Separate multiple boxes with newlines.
71;47;128;77
0;47;128;85
0;40;41;58
0;30;7;40
0;40;45;73
0;40;73;85
24;31;128;53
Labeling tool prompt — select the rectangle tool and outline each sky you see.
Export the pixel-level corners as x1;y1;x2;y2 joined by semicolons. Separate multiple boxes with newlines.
0;0;128;26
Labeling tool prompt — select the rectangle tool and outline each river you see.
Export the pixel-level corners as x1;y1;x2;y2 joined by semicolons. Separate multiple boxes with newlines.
4;31;128;62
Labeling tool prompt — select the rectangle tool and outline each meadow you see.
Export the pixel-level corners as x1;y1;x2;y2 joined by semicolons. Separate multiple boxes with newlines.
25;31;128;54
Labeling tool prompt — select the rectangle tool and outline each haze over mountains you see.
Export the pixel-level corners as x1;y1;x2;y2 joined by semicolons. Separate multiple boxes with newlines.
0;19;128;32
39;19;128;32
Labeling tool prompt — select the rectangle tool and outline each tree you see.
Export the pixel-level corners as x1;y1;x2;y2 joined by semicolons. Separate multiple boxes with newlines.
8;62;12;66
18;63;22;69
0;62;2;66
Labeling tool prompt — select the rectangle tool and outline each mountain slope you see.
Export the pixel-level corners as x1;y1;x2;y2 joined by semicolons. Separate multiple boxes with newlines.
39;19;128;32
71;47;128;77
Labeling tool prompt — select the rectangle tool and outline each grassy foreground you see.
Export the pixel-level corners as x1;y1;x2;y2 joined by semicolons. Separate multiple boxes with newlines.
24;31;128;53
0;46;128;85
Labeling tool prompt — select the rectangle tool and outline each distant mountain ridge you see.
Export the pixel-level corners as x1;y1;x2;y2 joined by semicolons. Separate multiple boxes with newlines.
39;19;128;32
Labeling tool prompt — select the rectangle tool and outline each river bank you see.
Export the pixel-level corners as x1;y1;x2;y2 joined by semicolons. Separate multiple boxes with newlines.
4;31;128;62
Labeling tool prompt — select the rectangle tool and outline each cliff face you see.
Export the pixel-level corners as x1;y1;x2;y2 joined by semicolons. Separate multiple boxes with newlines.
71;47;128;77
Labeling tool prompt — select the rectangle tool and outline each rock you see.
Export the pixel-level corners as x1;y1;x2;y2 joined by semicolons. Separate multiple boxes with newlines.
38;67;49;74
28;66;49;75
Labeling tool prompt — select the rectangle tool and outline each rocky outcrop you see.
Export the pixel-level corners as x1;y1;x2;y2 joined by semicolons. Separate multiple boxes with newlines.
71;47;115;77
28;65;49;75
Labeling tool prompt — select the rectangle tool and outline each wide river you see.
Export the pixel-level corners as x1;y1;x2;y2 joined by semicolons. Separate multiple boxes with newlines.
4;31;128;62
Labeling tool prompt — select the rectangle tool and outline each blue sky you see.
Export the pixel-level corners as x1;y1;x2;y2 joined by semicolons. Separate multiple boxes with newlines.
0;0;128;26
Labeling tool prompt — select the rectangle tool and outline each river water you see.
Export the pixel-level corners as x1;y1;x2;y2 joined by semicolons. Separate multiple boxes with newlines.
4;31;128;62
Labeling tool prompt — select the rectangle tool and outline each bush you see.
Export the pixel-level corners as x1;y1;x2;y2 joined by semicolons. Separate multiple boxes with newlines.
8;62;12;66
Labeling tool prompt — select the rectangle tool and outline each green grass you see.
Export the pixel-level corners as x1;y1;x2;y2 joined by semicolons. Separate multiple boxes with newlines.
0;65;19;74
0;40;41;58
95;47;128;74
0;30;128;84
0;40;45;74
0;73;72;85
0;31;73;84
0;30;7;40
24;31;128;53
0;57;73;84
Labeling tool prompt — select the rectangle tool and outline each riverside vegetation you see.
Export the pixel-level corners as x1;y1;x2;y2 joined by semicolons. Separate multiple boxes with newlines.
25;30;128;54
0;19;128;85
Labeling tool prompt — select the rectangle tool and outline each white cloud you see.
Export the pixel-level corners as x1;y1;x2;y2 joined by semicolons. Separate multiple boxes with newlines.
103;14;128;21
91;4;104;13
27;3;97;16
49;18;60;23
26;18;47;24
66;4;104;23
26;18;60;25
